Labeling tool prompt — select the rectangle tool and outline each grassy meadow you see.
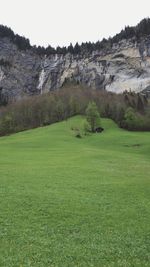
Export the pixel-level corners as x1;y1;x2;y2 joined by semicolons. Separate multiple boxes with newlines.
0;116;149;267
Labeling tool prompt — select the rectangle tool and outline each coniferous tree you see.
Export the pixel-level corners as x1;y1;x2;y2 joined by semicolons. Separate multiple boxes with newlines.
86;101;101;132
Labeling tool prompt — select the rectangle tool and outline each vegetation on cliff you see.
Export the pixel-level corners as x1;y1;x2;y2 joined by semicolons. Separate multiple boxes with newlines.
0;18;150;55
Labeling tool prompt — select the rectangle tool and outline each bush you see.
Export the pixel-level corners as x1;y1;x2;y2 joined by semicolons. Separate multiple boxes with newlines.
122;107;150;131
71;126;82;138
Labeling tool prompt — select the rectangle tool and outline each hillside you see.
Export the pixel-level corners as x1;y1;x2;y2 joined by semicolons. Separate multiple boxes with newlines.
0;116;150;266
1;19;150;103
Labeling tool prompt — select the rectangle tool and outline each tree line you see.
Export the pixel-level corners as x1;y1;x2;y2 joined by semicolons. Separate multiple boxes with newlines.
1;18;150;55
0;84;149;136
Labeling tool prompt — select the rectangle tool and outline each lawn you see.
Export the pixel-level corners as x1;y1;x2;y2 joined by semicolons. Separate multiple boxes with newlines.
0;116;149;267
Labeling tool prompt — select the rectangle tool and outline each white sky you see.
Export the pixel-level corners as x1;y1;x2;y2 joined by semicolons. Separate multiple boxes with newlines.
0;0;150;48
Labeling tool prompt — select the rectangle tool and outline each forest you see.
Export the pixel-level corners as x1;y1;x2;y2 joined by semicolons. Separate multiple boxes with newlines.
0;84;150;136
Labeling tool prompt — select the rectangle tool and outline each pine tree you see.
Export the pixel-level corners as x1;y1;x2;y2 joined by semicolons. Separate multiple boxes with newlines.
86;101;101;132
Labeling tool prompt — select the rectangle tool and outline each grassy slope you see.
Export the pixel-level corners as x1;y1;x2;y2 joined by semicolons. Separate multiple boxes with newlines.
0;116;149;267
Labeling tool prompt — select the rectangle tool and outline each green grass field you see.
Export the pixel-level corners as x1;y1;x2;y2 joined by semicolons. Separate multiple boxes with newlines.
0;116;150;267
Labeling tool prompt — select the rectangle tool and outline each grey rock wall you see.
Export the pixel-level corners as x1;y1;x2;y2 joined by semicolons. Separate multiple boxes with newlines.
1;36;150;101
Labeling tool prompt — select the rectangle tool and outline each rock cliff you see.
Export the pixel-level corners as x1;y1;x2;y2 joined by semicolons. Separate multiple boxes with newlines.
1;35;150;102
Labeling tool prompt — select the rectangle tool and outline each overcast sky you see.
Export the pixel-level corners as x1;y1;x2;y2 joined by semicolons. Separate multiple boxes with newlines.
0;0;150;48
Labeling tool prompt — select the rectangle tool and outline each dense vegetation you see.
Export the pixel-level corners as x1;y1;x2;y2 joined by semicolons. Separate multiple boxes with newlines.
0;85;150;136
0;87;8;106
0;116;149;266
0;25;31;50
0;18;150;55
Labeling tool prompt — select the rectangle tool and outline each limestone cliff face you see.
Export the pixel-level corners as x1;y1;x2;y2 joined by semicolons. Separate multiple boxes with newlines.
0;37;41;101
1;36;150;101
